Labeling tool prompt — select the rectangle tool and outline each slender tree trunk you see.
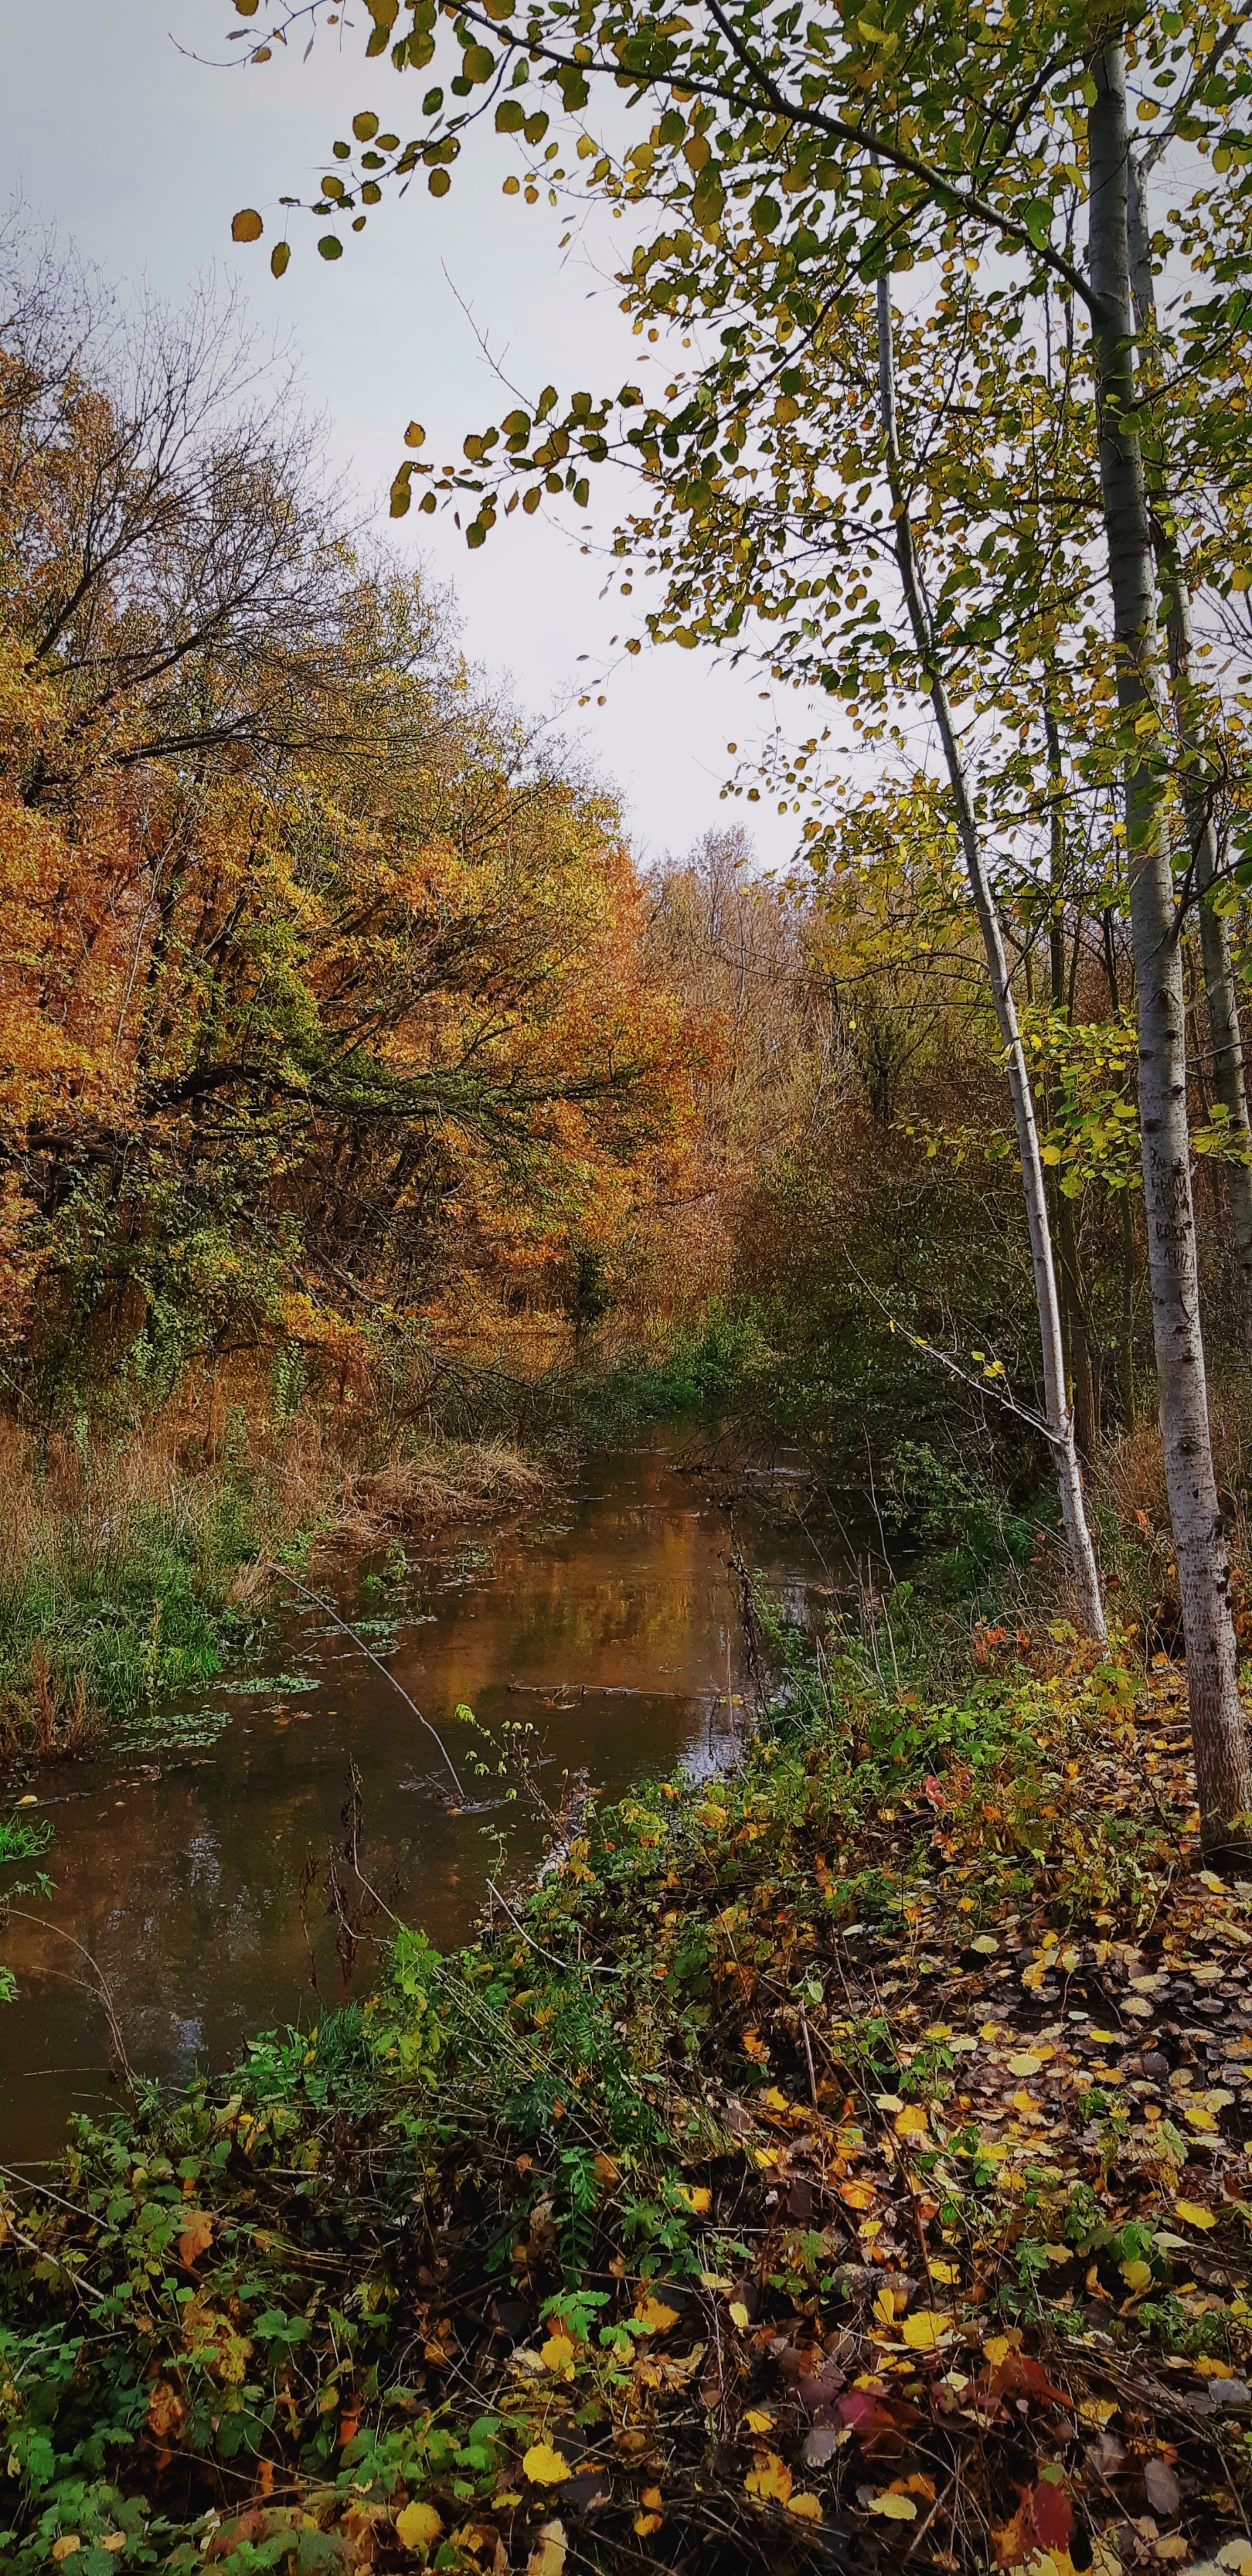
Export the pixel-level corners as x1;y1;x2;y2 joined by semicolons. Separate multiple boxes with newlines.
876;276;1106;1642
1128;153;1252;1331
1102;908;1138;1424
1045;712;1098;1458
1087;36;1251;1857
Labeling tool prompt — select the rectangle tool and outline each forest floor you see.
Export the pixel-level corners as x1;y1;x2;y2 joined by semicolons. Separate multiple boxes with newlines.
2;1608;1250;2576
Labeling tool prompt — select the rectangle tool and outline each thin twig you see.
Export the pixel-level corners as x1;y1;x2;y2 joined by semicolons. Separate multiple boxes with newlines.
264;1563;468;1802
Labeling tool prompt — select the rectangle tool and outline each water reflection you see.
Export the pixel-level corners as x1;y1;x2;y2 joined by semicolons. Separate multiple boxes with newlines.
0;1435;838;2163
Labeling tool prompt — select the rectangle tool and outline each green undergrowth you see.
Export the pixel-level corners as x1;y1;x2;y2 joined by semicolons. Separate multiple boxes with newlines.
1;1618;1249;2574
0;1462;282;1751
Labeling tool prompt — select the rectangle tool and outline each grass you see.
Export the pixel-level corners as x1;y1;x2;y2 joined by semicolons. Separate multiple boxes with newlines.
0;1387;552;1755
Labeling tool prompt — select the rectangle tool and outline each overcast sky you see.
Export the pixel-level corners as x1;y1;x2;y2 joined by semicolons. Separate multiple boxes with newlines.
2;0;810;867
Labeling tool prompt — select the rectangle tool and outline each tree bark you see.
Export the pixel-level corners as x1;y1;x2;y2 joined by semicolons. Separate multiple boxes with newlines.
876;276;1107;1642
1087;35;1251;1856
1128;151;1252;1333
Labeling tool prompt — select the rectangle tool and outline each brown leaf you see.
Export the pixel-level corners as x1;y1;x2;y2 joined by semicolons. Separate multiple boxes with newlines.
177;2210;213;2269
146;2380;185;2444
1143;2457;1180;2518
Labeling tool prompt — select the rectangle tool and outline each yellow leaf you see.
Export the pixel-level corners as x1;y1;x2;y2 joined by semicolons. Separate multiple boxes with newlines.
746;2453;792;2505
764;2086;791;2112
523;2442;571;2486
1183;2105;1217;2132
982;2333;1019;2366
728;2301;750;2332
526;2520;566;2576
1121;2260;1152;2292
395;2502;444;2555
875;2285;902;2327
894;2103;929;2137
869;2492;918;2520
404;422;426;448
789;2493;823;2520
633;2513;662;2537
231;209;264;243
50;2544;80;2564
1012;2088;1037;2113
641;2489;663;2510
635;2297;679;2333
929;2260;959;2284
901;2309;952;2352
745;2408;774;2433
679;2185;711;2214
840;2179;876;2210
1175;2200;1216;2230
540;2333;576;2374
1077;2397;1118;2427
1007;2052;1042;2077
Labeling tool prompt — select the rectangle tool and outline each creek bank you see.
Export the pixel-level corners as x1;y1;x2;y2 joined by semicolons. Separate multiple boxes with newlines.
0;1417;554;1761
1;1619;1249;2575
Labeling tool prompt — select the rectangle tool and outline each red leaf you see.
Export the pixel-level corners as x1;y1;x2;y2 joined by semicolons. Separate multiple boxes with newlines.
1030;2475;1073;2554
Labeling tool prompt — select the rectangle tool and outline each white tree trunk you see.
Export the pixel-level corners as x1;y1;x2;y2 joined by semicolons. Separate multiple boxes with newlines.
1128;152;1252;1332
1088;39;1252;1859
876;277;1106;1642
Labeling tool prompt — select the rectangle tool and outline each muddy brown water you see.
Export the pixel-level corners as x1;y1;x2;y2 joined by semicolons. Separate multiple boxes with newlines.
0;1433;845;2165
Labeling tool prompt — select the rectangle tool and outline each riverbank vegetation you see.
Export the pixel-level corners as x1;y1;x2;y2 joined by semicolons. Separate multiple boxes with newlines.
3;1604;1251;2573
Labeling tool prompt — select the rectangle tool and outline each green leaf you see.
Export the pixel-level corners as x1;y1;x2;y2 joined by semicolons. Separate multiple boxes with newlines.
496;99;525;131
318;235;344;260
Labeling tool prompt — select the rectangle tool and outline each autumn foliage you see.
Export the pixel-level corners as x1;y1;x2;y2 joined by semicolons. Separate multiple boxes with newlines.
0;256;696;1407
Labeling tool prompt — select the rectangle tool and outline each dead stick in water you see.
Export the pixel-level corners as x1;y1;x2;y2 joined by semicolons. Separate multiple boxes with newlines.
264;1563;468;1806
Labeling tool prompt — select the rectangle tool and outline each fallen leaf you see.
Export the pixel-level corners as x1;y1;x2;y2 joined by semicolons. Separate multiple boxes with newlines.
869;2492;917;2520
839;2179;876;2210
177;2210;213;2268
635;2297;679;2333
523;2442;571;2486
728;2300;750;2332
679;2186;711;2214
746;2452;792;2505
632;2513;662;2538
540;2333;576;2374
395;2501;444;2555
788;2492;823;2520
1121;2259;1152;2292
49;2544;80;2565
526;2519;566;2576
895;2103;929;2137
1008;2052;1043;2077
745;2408;774;2433
1175;2200;1216;2230
1031;2470;1073;2553
902;2309;952;2352
929;2259;960;2283
1143;2459;1180;2519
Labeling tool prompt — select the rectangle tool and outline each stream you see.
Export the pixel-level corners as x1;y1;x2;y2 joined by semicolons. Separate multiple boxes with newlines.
0;1430;844;2166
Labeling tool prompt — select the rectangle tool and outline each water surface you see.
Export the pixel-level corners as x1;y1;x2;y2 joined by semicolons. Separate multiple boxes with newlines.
0;1433;839;2163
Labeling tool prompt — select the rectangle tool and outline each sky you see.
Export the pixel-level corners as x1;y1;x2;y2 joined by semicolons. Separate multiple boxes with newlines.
1;0;807;868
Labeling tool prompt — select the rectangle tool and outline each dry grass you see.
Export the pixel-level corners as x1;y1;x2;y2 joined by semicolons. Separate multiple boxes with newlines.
0;1369;554;1755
